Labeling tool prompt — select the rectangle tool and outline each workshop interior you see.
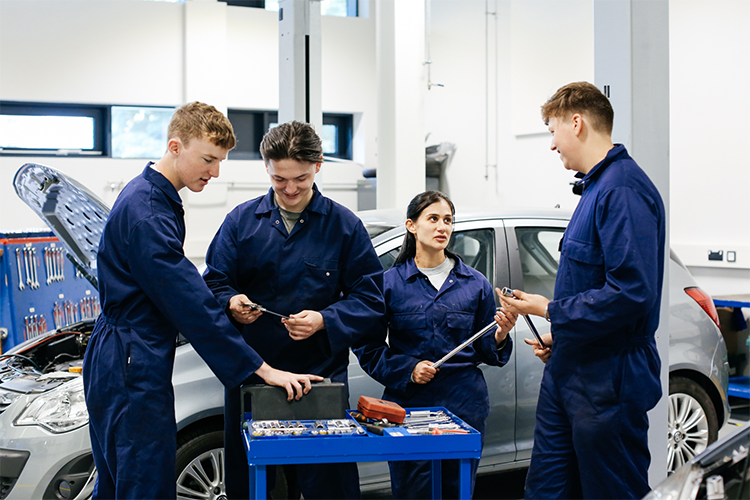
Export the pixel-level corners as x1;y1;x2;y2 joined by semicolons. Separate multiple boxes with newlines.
0;1;749;500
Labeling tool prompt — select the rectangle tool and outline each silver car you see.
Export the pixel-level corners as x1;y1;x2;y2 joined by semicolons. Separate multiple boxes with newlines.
0;163;729;499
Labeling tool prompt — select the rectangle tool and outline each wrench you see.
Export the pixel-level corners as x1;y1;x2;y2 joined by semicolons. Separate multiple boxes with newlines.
44;248;51;285
15;249;25;291
31;248;39;289
23;248;32;288
59;249;65;281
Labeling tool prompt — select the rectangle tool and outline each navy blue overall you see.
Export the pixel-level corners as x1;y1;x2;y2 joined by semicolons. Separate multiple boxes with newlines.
83;165;265;499
524;145;665;499
354;256;512;499
203;185;384;499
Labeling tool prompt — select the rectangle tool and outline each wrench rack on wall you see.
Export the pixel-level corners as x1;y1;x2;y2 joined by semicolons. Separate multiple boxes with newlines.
0;231;99;352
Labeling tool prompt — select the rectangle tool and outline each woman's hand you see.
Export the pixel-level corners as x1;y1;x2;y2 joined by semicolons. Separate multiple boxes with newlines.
494;309;517;345
411;360;437;384
228;294;263;324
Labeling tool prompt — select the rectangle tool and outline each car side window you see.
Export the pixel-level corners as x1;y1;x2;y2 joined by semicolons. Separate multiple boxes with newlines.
515;227;564;300
377;229;495;284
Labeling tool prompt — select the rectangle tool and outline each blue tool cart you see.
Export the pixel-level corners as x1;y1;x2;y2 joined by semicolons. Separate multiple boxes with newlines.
242;407;482;499
0;230;100;352
714;295;750;400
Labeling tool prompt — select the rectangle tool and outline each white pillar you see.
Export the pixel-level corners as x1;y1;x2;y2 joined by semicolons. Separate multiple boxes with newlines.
278;0;323;134
376;0;426;211
594;0;671;486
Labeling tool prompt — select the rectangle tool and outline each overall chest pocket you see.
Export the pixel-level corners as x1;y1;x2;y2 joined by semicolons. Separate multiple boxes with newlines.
391;312;427;331
301;260;340;303
561;238;606;290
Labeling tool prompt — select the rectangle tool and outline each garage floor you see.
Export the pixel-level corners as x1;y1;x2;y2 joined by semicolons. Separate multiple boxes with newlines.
363;399;750;500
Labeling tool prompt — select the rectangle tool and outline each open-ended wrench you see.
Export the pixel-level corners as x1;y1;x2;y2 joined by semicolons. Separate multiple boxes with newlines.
15;248;25;291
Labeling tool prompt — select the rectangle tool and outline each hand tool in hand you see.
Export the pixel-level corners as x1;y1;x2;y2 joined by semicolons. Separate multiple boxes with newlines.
241;301;290;320
500;287;548;349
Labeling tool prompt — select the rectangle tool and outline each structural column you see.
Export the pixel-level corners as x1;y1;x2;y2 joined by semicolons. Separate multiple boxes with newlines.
594;0;671;485
376;0;426;210
278;0;323;134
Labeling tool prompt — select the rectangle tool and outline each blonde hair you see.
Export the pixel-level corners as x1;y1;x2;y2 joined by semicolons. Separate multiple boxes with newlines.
168;102;236;150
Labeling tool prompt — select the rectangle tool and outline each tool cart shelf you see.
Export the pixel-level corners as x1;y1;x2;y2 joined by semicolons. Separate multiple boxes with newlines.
242;407;481;499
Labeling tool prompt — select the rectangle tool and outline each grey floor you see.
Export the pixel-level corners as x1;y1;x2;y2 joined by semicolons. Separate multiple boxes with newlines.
363;398;750;500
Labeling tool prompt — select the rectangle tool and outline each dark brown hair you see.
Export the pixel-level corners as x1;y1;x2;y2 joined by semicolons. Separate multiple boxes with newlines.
260;120;323;164
541;82;614;135
394;191;456;265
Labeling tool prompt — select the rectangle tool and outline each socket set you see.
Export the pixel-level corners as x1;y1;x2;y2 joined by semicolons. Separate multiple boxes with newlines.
247;419;366;438
23;314;48;340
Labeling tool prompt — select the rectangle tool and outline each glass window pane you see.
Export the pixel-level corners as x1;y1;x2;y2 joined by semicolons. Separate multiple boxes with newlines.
515;227;564;299
265;0;353;17
0;115;94;150
111;106;174;159
321;124;338;154
321;0;349;17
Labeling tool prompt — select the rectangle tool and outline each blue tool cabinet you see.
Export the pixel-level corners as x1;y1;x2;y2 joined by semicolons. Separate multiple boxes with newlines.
242;407;482;499
0;230;99;352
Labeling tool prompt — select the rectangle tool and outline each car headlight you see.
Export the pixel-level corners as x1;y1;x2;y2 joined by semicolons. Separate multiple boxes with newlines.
14;377;88;433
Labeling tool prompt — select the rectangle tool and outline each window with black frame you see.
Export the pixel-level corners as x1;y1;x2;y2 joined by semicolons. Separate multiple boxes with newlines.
0;102;107;156
227;110;354;161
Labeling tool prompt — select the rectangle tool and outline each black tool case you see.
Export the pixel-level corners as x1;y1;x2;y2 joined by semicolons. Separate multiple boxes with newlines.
241;380;347;421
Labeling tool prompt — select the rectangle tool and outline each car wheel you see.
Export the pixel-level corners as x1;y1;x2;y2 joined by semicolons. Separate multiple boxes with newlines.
667;376;719;474
176;427;226;500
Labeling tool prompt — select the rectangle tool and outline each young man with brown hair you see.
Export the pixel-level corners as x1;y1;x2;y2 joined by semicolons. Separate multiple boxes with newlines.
204;120;385;499
83;103;321;500
499;82;665;499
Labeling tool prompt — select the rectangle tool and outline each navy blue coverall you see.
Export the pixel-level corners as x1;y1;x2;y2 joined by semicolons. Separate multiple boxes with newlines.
354;255;512;499
203;185;384;500
83;165;265;499
524;145;665;499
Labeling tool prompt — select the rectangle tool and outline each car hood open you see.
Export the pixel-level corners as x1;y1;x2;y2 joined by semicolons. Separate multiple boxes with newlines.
13;163;109;290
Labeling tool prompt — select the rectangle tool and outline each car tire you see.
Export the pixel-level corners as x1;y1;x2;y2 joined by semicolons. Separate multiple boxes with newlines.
175;426;298;500
176;426;226;500
667;376;719;474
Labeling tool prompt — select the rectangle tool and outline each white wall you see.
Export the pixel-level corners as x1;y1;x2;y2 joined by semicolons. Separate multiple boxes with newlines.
0;0;748;294
0;0;375;264
668;0;750;296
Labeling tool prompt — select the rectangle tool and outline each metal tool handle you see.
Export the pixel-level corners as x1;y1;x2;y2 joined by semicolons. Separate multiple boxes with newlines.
241;301;290;320
431;320;498;369
501;287;547;349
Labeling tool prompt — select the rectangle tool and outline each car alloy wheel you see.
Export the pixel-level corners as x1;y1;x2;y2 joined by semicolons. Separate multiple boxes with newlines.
667;376;719;474
176;428;226;500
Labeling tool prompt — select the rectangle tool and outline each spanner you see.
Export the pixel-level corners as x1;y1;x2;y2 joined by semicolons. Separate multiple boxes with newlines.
23;248;32;288
31;248;39;289
15;248;25;291
59;249;65;281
